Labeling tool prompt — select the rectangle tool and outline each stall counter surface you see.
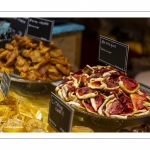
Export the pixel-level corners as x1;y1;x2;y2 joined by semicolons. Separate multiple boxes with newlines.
3;81;141;133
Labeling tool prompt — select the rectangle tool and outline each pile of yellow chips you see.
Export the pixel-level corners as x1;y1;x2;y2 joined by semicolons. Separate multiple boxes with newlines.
0;90;45;132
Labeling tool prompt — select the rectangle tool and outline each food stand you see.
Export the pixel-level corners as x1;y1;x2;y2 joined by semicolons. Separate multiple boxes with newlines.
1;18;150;133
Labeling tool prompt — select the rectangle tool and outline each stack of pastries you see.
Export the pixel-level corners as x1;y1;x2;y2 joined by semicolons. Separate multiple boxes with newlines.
0;34;74;81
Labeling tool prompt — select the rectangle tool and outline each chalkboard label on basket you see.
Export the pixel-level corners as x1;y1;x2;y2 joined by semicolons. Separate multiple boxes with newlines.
48;92;74;132
0;70;11;98
10;18;27;36
99;35;129;72
26;18;54;42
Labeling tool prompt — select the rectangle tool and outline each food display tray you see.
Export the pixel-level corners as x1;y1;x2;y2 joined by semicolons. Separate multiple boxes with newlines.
62;82;150;129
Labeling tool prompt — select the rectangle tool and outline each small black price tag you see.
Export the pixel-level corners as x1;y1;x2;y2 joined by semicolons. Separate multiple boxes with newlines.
10;18;27;36
26;18;54;42
99;35;129;72
48;92;74;132
0;70;11;98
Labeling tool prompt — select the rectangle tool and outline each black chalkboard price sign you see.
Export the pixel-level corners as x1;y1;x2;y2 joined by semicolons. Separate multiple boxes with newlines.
99;35;129;72
0;70;11;98
26;18;54;42
48;92;74;132
10;18;27;36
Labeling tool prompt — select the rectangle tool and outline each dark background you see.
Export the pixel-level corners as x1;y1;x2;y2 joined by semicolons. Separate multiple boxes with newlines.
1;18;150;78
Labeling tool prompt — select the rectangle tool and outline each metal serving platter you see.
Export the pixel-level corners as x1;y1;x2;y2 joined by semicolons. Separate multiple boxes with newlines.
71;104;150;121
58;82;150;129
0;70;57;83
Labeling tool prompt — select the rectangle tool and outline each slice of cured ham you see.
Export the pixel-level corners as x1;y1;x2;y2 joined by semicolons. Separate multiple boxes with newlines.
90;93;106;111
76;87;98;99
103;78;119;90
66;101;85;110
105;92;134;116
130;91;147;111
119;76;140;94
82;65;94;75
98;95;115;116
82;99;97;114
88;78;106;90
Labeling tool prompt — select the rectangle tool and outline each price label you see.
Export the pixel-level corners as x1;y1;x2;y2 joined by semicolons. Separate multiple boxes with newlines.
48;92;74;132
0;70;11;98
10;18;27;36
26;18;54;42
99;35;129;72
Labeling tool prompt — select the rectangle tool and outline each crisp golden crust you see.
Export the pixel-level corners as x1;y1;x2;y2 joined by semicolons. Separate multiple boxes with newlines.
0;34;74;81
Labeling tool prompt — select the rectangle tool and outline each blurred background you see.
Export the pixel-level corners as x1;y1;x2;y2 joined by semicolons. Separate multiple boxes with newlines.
1;17;150;80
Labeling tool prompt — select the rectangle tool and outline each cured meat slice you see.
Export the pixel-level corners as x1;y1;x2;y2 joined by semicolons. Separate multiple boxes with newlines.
105;92;134;116
76;87;98;99
73;69;83;75
61;83;76;101
55;84;64;92
118;92;134;113
110;88;122;97
130;91;147;111
103;78;119;90
119;76;140;94
87;72;102;82
72;74;81;83
82;99;97;114
91;66;99;73
98;95;115;116
105;98;124;116
82;65;94;75
67;87;78;101
99;67;110;75
102;70;117;78
71;75;81;88
79;74;89;87
109;70;126;82
90;93;106;111
66;101;85;110
88;78;106;90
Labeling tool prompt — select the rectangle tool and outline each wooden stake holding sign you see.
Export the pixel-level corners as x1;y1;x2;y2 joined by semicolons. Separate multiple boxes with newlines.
0;70;11;98
26;18;55;42
48;92;74;132
99;35;129;72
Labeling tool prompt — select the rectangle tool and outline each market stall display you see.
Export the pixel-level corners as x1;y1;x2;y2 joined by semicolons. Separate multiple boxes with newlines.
1;18;150;132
